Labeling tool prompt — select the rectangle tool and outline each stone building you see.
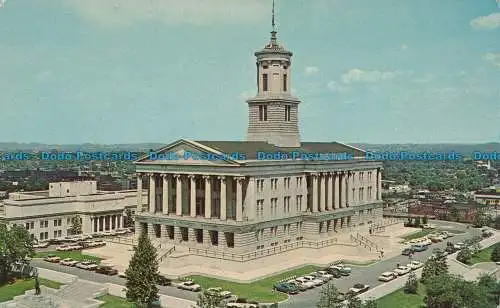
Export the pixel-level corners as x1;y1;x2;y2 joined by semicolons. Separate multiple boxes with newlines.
134;11;384;256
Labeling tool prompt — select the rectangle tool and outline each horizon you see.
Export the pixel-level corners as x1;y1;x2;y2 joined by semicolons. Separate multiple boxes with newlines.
1;0;499;144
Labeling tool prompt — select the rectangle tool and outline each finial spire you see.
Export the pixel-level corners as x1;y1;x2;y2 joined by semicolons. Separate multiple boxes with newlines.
272;0;275;31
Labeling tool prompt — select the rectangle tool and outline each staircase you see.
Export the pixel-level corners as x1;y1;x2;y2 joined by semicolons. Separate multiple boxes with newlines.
350;233;379;252
55;280;107;307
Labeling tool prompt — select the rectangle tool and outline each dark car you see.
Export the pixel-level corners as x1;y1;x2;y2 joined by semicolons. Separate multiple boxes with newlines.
348;283;370;295
95;266;118;276
156;274;172;286
274;282;299;294
402;248;414;256
324;268;342;278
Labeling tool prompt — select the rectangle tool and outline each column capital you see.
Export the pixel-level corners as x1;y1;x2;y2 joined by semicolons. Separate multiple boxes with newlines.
173;174;181;179
217;175;226;181
136;172;143;178
188;174;196;180
234;176;245;182
160;173;169;178
310;172;319;177
202;175;212;181
147;173;155;177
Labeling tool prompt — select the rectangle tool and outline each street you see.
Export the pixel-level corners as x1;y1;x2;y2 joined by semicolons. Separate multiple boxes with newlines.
30;221;480;308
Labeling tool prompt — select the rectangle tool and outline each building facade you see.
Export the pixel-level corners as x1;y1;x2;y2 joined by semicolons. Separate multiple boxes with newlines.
133;17;384;256
0;181;145;241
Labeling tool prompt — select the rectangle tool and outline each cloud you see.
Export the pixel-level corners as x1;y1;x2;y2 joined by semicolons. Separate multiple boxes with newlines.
0;0;5;8
483;53;500;68
304;66;319;76
64;0;269;28
470;13;500;30
341;69;396;84
412;73;435;83
399;44;408;51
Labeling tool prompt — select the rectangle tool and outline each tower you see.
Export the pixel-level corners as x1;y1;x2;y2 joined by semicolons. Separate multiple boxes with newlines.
246;0;301;148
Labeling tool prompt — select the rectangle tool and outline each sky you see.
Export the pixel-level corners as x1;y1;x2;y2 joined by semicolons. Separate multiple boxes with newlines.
0;0;499;144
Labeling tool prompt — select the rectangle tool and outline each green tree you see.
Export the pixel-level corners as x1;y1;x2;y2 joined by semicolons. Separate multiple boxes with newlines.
316;283;344;308
422;216;428;225
346;294;362;308
363;300;378;308
493;216;500;230
404;270;418;294
457;247;473;264
123;209;134;228
421;250;448;284
193;290;225;308
125;230;159;307
491;244;500;262
414;216;421;227
69;215;82;235
0;223;34;284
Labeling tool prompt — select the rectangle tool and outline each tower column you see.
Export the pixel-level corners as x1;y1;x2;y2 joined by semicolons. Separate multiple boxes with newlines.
175;174;182;216
342;172;347;208
189;175;196;217
333;172;339;210
235;177;244;222
319;173;326;212
162;174;169;215
204;176;212;218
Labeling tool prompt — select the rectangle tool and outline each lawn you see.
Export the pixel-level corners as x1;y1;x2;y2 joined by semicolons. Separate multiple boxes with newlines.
186;265;322;302
34;251;101;263
377;283;426;308
0;278;62;302
96;294;135;308
469;244;499;265
402;229;435;241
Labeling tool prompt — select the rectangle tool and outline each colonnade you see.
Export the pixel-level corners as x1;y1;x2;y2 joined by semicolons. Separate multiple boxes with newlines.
90;214;123;233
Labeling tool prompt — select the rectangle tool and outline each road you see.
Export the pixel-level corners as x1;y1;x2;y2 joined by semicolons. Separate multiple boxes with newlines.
31;221;480;307
281;223;480;308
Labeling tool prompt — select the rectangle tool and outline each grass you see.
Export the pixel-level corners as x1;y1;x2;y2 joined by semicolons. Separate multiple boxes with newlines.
0;278;62;302
34;251;101;263
186;265;322;302
401;229;435;241
96;294;135;308
377;283;426;308
468;244;499;265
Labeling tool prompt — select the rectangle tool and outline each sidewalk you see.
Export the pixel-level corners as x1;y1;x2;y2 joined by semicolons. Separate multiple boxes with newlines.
37;268;195;308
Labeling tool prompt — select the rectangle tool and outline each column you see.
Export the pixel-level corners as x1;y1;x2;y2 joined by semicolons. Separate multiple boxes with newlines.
327;172;333;211
377;168;382;200
352;171;357;206
339;173;344;208
345;172;350;207
162;174;169;215
204;176;212;218
117;215;121;229
219;176;227;220
342;173;347;207
246;177;256;219
175;174;182;216
319;173;326;212
311;173;318;212
235;177;244;222
334;173;339;209
149;173;156;213
136;173;143;212
189;175;196;217
301;175;308;212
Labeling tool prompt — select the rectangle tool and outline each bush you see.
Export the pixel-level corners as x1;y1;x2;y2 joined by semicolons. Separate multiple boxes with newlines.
404;271;418;294
491;245;500;262
422;216;428;225
236;298;247;303
270;304;278;308
457;247;472;264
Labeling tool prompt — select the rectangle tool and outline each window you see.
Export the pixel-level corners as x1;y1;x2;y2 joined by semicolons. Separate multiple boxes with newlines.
296;195;302;212
284;105;291;121
270;198;278;215
256;199;264;218
283;177;291;189
257;179;265;192
40;220;48;228
283;74;287;91
258;105;268;121
283;196;290;213
262;73;268;91
25;223;30;230
53;219;61;227
271;178;278;190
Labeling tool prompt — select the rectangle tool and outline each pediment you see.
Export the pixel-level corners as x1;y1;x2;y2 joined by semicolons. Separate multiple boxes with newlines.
136;139;240;165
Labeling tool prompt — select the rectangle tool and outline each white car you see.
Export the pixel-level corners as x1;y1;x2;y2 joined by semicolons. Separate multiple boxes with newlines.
67;244;83;250
302;275;324;286
378;272;396;282
177;281;201;292
33;242;49;248
393;266;411;276
76;261;98;270
56;245;71;251
349;283;370;294
295;277;315;289
407;261;423;270
330;263;352;273
60;258;79;266
454;242;465;250
315;271;334;281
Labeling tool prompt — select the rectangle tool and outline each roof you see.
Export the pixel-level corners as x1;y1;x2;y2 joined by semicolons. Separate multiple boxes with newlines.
194;141;366;159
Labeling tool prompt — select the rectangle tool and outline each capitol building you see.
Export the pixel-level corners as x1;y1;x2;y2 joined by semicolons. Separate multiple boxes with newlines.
134;12;384;258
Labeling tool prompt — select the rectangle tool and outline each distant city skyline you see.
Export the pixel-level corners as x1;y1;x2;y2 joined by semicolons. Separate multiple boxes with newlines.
0;0;499;144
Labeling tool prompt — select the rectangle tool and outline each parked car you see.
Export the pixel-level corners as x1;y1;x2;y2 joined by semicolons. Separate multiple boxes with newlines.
324;268;342;278
67;244;83;250
406;261;423;270
286;280;307;292
329;264;352;275
56;245;71;251
95;266;118;275
75;261;98;270
156;274;172;286
177;280;201;292
274;282;299;294
33;241;50;248
348;283;370;295
411;244;428;252
315;271;334;281
454;242;465;250
226;303;258;308
402;247;414;255
394;266;411;276
295;277;315;289
378;272;397;282
43;255;60;263
60;258;79;266
302;275;324;286
118;272;127;278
